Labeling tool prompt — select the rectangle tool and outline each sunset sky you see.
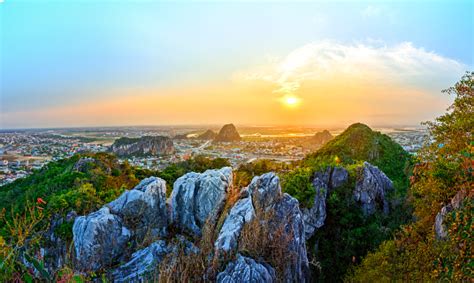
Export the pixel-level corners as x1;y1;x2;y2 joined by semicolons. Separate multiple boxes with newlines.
1;0;473;129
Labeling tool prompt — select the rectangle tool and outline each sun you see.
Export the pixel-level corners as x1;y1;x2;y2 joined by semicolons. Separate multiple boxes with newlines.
283;95;300;107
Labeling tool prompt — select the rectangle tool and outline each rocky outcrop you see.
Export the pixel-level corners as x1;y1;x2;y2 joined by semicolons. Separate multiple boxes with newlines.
217;254;276;283
312;130;333;145
302;166;348;239
302;178;327;240
353;162;393;215
215;173;309;282
110;240;168;282
40;211;77;273
110;136;175;156
73;207;131;271
197;129;217;140
214;124;241;143
215;197;255;252
73;169;310;281
110;236;199;282
435;189;467;240
107;177;168;241
73;177;168;271
170;167;233;236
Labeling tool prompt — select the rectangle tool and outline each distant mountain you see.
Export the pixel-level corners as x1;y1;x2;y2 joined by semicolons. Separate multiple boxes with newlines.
197;129;217;140
312;130;333;145
305;123;409;186
214;124;241;142
110;136;175;156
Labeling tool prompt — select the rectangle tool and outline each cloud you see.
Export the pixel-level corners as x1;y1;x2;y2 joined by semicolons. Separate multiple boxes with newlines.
235;40;466;97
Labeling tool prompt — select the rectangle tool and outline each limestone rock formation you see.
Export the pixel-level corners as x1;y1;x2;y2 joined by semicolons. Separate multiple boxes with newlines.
73;207;131;271
216;254;276;283
107;177;168;241
435;189;467;240
197;129;217;140
302;178;327;240
216;172;309;282
214;124;241;143
170;167;233;236
110;240;168;283
110;136;175;156
214;197;255;252
353;162;393;215
302;166;348;239
73;177;168;271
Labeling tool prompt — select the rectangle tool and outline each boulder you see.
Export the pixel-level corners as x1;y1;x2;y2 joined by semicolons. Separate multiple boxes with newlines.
170;167;233;236
216;254;276;283
107;177;168;241
353;162;393;215
73;207;131;271
110;240;168;283
215;197;255;253
301;178;327;240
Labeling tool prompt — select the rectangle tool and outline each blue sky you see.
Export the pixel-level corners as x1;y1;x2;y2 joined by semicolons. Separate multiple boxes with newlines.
0;0;473;128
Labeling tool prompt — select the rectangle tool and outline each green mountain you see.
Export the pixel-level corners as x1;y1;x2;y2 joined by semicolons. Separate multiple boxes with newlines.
304;123;411;191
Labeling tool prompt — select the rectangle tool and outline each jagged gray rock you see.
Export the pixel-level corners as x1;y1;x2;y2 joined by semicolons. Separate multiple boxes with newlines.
330;166;349;189
73;207;131;271
272;193;309;282
73;177;168;271
110;236;199;282
170;167;233;236
217;254;276;283
435;189;467;240
43;211;77;273
247;172;281;212
107;177;168;241
302;178;327;240
215;197;255;253
110;240;168;283
353;162;393;215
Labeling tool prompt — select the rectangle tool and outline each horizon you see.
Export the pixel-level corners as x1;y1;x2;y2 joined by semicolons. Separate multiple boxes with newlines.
1;0;473;128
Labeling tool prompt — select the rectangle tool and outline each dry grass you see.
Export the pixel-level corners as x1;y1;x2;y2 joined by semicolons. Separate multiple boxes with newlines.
238;207;297;282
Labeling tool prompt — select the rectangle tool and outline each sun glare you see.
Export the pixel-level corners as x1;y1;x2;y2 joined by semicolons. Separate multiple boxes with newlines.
284;95;300;107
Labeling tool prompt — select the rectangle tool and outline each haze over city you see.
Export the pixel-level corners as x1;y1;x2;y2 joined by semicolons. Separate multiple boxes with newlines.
1;0;472;129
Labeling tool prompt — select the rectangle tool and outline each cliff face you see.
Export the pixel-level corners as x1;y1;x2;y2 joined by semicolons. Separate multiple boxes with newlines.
214;124;241;142
110;136;175;156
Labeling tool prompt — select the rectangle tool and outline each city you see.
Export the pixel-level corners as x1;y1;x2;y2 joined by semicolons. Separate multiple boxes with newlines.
0;125;429;186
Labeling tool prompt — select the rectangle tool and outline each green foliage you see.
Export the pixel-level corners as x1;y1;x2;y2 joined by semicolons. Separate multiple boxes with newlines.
350;72;473;281
235;159;290;188
281;167;315;208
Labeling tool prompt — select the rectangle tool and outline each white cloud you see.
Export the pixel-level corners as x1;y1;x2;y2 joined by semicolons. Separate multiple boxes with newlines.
235;40;466;96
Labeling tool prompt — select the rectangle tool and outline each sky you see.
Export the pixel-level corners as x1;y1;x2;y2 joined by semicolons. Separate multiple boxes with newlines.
0;0;473;129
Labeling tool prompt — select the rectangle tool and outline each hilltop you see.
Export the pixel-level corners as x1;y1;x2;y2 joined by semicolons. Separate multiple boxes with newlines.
213;124;241;143
305;123;410;190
